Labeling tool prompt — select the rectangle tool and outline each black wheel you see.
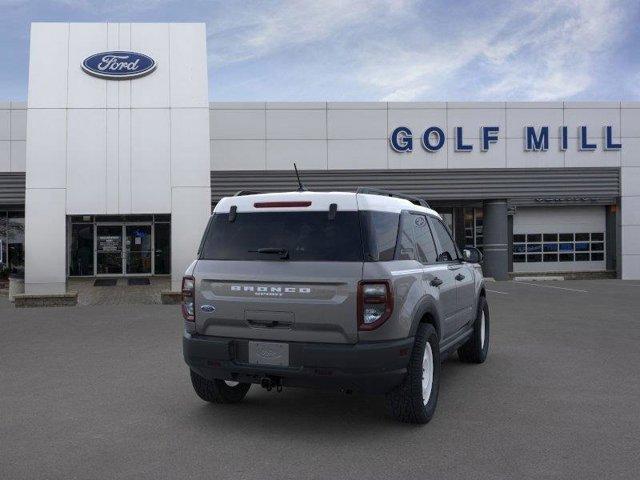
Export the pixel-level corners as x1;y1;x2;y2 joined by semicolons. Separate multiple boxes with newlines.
386;323;440;424
458;295;490;364
190;370;251;404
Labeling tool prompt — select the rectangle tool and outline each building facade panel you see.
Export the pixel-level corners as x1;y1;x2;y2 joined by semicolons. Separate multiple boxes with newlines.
266;109;327;139
24;188;66;293
170;108;211;188
266;140;327;170
130;108;172;213
10;109;26;141
564;143;620;168
211;139;265;170
505;138;565;168
0;142;9;171
0;109;10;141
210;109;266;140
67;23;108;109
130;23;171;108
169;23;209;108
66;108;108;214
27;23;69;108
388;145;443;170
621;107;640;138
327;109;387;139
563;106;621;139
505;107;564;138
328;139;388;169
25;109;67;188
0;102;27;173
10;141;26;172
117;109;132;213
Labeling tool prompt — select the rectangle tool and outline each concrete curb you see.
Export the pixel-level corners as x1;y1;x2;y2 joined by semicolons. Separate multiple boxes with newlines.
514;276;564;282
161;291;182;305
14;292;78;308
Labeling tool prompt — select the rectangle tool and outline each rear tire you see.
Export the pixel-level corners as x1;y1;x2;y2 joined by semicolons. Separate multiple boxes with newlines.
458;296;490;364
190;370;251;404
386;323;440;424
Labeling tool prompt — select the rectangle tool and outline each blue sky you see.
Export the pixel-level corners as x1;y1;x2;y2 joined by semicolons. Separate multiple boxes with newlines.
1;0;639;101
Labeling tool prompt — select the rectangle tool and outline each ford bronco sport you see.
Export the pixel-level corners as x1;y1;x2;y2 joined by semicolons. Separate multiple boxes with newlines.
182;188;489;424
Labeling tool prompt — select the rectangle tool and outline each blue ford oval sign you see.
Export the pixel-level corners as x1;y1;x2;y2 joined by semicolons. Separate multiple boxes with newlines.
82;51;156;80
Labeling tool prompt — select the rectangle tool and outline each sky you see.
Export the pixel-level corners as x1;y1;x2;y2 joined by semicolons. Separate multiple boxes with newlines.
1;0;639;102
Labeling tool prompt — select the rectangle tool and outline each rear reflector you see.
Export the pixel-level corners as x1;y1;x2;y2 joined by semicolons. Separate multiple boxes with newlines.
254;201;312;208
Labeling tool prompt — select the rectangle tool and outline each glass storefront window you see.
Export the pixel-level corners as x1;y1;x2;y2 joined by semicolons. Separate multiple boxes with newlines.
0;212;7;276
7;212;25;274
68;215;171;277
154;223;171;274
125;225;152;274
96;225;124;275
69;224;94;276
463;207;484;250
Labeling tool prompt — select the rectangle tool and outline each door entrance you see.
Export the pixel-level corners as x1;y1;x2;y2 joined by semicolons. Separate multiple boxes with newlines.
96;225;123;275
69;215;170;278
95;224;153;276
125;225;152;275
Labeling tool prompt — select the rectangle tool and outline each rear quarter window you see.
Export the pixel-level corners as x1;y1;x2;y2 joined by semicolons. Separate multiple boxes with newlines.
359;211;400;261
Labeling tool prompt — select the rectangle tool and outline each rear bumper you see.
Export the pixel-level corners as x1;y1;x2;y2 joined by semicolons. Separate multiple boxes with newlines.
183;332;414;394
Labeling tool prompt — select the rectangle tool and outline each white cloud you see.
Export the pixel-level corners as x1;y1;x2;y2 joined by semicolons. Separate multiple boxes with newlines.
207;0;631;101
208;0;414;66
357;0;628;100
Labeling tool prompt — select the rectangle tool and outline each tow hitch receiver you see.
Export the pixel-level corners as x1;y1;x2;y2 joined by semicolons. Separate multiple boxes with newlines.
260;376;283;392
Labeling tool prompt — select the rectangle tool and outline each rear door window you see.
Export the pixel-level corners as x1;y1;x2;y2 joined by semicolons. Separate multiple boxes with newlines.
200;211;363;262
395;212;415;260
429;217;459;262
412;214;438;264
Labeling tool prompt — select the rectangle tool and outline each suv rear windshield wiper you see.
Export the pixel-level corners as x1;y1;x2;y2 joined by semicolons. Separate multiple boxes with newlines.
248;247;290;260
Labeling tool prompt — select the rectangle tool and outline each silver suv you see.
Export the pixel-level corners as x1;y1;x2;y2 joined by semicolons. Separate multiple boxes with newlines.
182;188;489;424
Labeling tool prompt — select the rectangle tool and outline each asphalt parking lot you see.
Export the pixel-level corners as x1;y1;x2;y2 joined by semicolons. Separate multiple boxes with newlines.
1;280;640;480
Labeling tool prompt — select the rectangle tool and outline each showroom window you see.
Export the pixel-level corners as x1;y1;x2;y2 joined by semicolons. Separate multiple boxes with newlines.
0;211;25;276
68;214;171;277
513;232;605;263
463;207;483;250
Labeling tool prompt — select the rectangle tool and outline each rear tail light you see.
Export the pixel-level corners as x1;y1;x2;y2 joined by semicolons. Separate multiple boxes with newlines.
357;280;393;331
182;276;195;321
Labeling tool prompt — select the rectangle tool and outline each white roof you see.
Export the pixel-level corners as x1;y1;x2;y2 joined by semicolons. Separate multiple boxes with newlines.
214;191;440;217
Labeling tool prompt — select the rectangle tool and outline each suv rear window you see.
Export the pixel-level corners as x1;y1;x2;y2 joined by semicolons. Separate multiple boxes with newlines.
200;211;363;262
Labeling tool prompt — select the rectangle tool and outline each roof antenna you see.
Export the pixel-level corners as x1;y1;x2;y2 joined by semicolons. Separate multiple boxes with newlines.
293;163;308;192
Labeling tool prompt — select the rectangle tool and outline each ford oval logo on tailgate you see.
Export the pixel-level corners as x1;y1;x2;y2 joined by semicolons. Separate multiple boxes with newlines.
82;51;156;80
200;305;216;313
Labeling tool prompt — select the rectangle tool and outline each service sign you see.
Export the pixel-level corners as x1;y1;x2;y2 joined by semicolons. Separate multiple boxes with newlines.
82;51;156;80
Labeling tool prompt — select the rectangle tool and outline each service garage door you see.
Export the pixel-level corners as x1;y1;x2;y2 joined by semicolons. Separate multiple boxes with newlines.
513;206;606;273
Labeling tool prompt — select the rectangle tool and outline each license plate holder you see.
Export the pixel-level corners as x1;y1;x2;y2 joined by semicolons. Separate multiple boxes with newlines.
248;341;289;367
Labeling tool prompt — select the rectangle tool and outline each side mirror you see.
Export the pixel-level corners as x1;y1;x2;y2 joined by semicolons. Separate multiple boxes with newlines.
462;247;483;264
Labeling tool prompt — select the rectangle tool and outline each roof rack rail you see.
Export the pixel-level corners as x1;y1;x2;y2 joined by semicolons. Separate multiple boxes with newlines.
356;187;430;209
233;190;261;197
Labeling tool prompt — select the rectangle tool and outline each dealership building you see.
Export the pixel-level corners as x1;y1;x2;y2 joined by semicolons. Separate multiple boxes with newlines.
1;22;640;296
